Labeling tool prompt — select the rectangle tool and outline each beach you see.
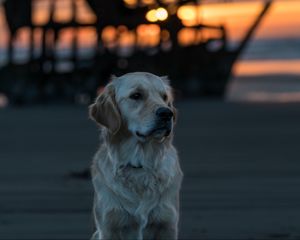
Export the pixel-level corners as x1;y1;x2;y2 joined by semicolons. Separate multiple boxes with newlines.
1;101;300;239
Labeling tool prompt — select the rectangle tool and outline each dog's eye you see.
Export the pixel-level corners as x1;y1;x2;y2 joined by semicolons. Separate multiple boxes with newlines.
130;92;142;100
162;94;168;101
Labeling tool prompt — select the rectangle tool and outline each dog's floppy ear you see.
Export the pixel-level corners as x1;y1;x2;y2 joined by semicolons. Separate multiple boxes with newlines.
161;75;170;85
89;84;121;134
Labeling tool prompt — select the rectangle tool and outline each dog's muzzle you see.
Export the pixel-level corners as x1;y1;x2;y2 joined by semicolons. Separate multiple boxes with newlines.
135;107;173;141
156;107;173;122
154;107;173;137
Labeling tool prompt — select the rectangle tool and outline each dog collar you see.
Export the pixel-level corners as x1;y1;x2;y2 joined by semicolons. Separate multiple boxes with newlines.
119;163;143;169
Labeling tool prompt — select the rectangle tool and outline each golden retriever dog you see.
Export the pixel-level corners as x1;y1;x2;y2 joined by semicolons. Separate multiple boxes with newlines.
89;72;183;240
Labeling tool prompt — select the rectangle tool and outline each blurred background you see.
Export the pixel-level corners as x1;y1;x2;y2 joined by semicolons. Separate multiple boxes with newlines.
1;0;300;239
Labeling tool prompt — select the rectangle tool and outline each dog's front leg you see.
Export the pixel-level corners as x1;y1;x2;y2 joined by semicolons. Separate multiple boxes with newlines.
101;209;143;240
156;222;178;240
97;225;141;240
121;226;143;240
100;229;121;240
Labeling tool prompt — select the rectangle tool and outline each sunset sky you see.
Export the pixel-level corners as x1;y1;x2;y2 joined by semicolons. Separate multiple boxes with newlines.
0;0;299;76
178;0;300;40
0;0;299;43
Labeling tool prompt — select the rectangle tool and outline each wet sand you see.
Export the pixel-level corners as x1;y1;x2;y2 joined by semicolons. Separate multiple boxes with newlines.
1;101;300;239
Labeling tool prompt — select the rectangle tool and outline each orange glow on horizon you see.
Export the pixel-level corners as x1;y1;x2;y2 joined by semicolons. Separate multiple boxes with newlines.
234;60;300;77
177;1;300;41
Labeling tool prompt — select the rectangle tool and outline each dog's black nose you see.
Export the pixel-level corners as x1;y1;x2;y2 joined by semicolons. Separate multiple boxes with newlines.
156;107;173;121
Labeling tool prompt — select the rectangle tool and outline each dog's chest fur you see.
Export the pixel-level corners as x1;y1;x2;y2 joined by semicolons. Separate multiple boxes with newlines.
112;139;177;197
116;164;168;196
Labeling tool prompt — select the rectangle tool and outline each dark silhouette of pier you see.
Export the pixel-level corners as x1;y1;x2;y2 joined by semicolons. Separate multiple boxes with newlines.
0;0;272;104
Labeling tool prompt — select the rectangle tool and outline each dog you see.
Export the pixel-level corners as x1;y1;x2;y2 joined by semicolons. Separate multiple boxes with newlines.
89;72;183;240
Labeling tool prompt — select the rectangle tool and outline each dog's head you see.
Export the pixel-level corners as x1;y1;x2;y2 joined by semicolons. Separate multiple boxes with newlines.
89;72;177;142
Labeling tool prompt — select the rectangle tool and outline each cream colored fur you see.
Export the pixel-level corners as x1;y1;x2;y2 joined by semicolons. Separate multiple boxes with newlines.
89;72;183;240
